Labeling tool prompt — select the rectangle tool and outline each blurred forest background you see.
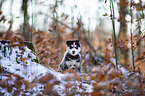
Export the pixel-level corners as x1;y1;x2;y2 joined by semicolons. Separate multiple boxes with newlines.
0;0;145;73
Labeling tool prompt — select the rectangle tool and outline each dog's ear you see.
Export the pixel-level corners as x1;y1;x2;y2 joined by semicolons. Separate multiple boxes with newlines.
75;40;81;46
66;41;71;46
76;40;80;43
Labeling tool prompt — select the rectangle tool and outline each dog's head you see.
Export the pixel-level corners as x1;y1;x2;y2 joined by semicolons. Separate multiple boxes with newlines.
66;40;81;56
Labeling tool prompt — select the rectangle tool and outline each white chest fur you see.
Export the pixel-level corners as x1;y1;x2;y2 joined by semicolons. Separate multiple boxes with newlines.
66;60;80;69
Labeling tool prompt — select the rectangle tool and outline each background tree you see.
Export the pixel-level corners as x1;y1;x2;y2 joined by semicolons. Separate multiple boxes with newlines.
118;0;129;66
21;0;31;41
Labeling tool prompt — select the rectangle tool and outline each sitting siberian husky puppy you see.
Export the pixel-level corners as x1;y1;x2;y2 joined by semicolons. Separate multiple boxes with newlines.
59;40;81;73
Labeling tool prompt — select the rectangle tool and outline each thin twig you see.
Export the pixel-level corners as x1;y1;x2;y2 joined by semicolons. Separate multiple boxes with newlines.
135;59;145;68
110;0;118;70
31;0;34;42
130;0;135;70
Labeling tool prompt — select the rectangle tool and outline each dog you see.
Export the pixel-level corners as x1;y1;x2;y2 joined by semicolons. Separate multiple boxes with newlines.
59;40;81;73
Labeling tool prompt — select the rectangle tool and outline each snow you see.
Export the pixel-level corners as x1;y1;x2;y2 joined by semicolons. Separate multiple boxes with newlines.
0;42;49;82
0;42;93;96
110;58;129;75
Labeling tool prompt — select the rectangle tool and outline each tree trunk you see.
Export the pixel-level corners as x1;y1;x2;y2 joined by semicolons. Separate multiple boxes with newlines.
21;0;30;41
136;12;141;59
118;0;129;66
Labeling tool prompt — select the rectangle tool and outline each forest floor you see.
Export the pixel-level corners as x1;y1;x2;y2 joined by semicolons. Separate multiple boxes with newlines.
0;41;145;96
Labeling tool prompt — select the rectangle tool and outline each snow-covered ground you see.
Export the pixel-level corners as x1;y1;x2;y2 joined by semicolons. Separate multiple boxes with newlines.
0;42;93;95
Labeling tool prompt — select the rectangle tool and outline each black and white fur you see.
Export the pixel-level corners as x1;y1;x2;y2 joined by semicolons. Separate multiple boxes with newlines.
59;40;81;73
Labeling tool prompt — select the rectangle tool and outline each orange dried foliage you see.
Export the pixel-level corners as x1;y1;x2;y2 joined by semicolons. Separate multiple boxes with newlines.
127;81;132;87
23;80;29;89
62;72;81;82
7;86;13;93
91;91;101;96
65;82;73;89
14;79;22;89
20;57;28;63
120;0;129;7
107;68;123;80
9;43;22;48
32;30;60;69
64;69;76;73
44;83;53;94
0;10;2;15
0;80;7;88
90;70;106;82
10;35;24;43
13;74;22;80
28;83;36;90
58;26;65;33
38;73;54;84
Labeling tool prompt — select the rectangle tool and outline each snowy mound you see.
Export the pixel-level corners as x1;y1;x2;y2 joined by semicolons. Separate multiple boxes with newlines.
0;42;61;95
0;42;61;81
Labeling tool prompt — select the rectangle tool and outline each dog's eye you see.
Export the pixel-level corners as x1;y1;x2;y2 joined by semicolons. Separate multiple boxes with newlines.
70;45;74;49
75;46;78;49
70;46;73;49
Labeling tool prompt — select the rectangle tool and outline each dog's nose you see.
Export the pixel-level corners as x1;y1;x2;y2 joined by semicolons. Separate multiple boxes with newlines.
72;51;75;54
